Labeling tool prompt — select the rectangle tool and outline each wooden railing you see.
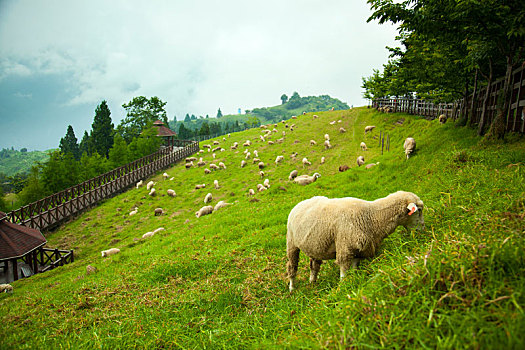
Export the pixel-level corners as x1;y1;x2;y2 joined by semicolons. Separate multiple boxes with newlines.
373;65;525;133
38;248;74;273
6;139;200;232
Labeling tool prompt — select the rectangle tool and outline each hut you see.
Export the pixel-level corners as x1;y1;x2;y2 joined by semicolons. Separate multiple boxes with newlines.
153;120;177;147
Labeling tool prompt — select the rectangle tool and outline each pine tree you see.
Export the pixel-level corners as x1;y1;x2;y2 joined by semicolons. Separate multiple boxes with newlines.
216;108;223;118
79;131;92;156
108;133;129;167
59;125;80;160
184;114;191;123
91;100;114;158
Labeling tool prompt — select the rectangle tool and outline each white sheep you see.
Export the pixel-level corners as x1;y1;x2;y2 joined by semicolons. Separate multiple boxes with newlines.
310;140;317;146
258;162;265;169
142;231;155;239
293;173;321;186
438;114;447;124
204;168;211;174
268;141;275;145
243;140;251;147
204;193;213;204
195;205;214;218
253;150;259;157
248;189;255;196
129;207;138;216
329;121;336;125
149;188;156;196
197;158;206;167
214;180;220;189
324;134;330;141
186;157;197;162
357;156;365;167
185;161;194;169
195;184;206;189
339;127;346;133
257;184;267;192
275;155;284;164
364;125;376;133
404;137;416;159
360;142;368;151
146;181;155;190
259;171;265;178
245;152;251;159
101;248;120;257
213;140;220;145
163;173;169;180
219;162;227;169
252;157;261;164
286;191;424;291
214;201;232;211
241;160;247;168
209;163;219;170
289;169;298;180
263;178;270;188
153;227;165;234
212;153;216;159
136;180;144;189
320;157;325;164
167;189;176;197
0;284;13;293
302;157;311;167
324;140;332;149
154;208;164;216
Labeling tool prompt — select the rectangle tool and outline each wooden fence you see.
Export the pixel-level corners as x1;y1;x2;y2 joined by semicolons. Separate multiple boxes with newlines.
6;139;199;232
373;65;525;133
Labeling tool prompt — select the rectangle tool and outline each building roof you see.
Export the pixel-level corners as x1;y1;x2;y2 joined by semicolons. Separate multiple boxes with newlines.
0;212;47;261
152;120;177;137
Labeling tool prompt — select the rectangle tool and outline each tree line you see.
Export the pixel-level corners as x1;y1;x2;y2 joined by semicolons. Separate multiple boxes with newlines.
361;0;524;139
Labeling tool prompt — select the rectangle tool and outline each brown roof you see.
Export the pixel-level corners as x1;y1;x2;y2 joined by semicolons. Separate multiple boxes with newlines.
155;125;177;137
153;120;165;126
0;212;47;260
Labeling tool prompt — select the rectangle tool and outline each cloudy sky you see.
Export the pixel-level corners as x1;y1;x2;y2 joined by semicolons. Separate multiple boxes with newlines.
0;0;397;150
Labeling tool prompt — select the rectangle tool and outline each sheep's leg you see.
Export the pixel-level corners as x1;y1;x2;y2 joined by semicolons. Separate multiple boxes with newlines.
351;258;361;269
309;258;323;283
287;246;300;292
336;249;358;280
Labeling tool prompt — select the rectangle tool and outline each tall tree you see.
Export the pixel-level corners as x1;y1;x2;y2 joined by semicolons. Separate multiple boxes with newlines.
79;131;92;156
281;94;288;104
216;108;223;118
199;122;210;136
118;96;168;142
91;100;114;158
184;114;191;123
59;125;80;160
108;133;129;167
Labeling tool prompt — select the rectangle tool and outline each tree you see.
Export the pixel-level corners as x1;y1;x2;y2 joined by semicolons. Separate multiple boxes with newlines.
0;186;7;211
91;100;114;158
79;131;92;156
127;127;162;160
108;133;129;167
79;152;110;181
191;114;197;120
184;114;191;123
118;96;168;142
40;151;79;194
59;125;80;160
18;166;45;205
216;108;223;118
178;123;191;140
20;148;27;153
281;94;288;104
199;122;210;136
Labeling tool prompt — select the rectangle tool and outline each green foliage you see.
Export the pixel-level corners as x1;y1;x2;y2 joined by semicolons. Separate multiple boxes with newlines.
0;148;50;177
79;152;110;181
118;96;168;142
0;186;6;212
216;108;223;118
59;125;80;160
280;93;288;104
127;127;162;160
41;151;80;194
17;166;45;204
91;100;114;158
108;134;129;168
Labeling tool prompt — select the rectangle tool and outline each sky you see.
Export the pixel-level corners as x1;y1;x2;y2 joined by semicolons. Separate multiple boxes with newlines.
0;0;398;150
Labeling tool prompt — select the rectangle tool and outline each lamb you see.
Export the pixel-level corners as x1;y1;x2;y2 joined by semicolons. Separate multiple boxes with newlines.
0;283;13;293
293;173;321;186
289;169;299;180
149;188;156;196
364;125;376;133
403;137;416;159
136;180;144;189
185;161;194;169
241;160;247;168
310;140;317;146
438;114;447;124
204;168;211;174
357;156;365;167
154;208;164;216
101;248;120;257
360;142;368;151
286;191;424;291
320;157;325;164
214;180;220;189
167;189;176;197
219;162;226;169
275;155;284;164
214;201;232;211
339;127;346;133
195;205;214;218
195;184;206;189
258;162;265;169
204;193;213;204
163;173;169;180
146;181;155;190
263;178;270;188
324;140;332;149
302;157;312;166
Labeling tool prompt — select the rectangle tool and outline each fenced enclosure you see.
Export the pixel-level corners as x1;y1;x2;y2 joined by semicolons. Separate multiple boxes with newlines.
5;140;199;233
373;65;525;133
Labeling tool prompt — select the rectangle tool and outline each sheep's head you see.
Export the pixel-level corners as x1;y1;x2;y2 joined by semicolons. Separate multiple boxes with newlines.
313;173;321;179
399;193;424;230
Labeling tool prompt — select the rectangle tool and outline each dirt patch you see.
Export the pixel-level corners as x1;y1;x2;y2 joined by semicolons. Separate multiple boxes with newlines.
249;198;260;203
395;118;405;125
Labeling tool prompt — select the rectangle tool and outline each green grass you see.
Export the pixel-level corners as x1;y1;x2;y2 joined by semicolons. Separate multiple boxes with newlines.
1;108;524;349
0;149;51;176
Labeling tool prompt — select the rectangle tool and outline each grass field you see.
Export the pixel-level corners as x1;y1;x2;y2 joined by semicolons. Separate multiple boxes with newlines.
1;107;523;349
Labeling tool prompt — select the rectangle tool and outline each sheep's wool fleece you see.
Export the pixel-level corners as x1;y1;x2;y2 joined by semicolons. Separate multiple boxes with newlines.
287;191;424;261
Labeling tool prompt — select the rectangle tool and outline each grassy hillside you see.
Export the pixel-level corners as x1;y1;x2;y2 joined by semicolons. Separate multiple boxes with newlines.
1;108;524;349
0;149;51;177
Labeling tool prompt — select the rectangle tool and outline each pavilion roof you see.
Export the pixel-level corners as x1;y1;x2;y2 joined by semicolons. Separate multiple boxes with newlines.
0;212;47;261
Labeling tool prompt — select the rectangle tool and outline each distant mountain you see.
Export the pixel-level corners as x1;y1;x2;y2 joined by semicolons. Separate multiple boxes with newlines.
0;148;51;176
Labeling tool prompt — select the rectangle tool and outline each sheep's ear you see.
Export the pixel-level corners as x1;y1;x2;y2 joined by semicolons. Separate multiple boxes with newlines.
407;203;418;215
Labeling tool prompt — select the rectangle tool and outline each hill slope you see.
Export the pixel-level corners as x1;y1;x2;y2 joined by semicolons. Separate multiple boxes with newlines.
0;149;51;177
1;108;524;348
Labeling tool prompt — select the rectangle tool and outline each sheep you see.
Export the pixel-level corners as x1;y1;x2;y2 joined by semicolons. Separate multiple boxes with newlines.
257;184;267;192
243;140;251;147
339;127;346;133
329;121;336;125
268;141;274;145
366;162;379;169
219;162;226;169
357;156;365;167
360;142;368;151
324;134;330;141
258;162;265;169
337;120;342;123
324;140;332;149
339;165;350;172
310;140;317;146
289;169;299;180
185;161;194;169
142;231;155;239
263;178;270;188
204;193;212;204
195;184;206;189
101;248;120;257
286;191;424;291
241;160;247;168
203;144;212;149
170;177;174;181
186;157;197;162
163;173;169;180
167;189;176;197
275;155;284;164
293;173;321;186
214;200;232;211
302;157;311;166
313;114;319;119
153;227;165;234
129;207;138;216
195;205;213;218
245;152;251;159
213;140;220;145
252;157;261;164
197;158;206;167
364;125;376;133
403;137;416;159
149;188;156;196
292;115;297;119
253;150;259;157
154;208;164;216
136;180;144;189
214;180;220;189
212;146;221;153
0;284;13;293
248;189;255;196
259;171;265;178
146;181;155;190
204;168;211;174
272;128;278;133
438;114;447;124
212;153;216;159
220;148;225;152
276;137;284;143
209;163;219;170
320;157;325;164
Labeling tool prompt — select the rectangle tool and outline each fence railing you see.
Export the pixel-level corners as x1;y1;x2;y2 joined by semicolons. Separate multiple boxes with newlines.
373;65;525;133
6;139;199;232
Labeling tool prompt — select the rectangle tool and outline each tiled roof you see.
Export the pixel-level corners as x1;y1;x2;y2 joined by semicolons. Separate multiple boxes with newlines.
0;212;47;260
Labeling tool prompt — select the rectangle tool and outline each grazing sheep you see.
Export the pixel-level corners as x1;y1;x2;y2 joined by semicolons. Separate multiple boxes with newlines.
195;184;206;190
268;141;275;145
214;201;232;211
170;177;174;181
146;181;155;190
293;173;321;186
204;168;211;174
153;227;165;234
259;171;265;178
197;158;206;167
209;163;219;170
403;137;416;159
214;180;220;189
360;142;368;151
252;158;261;164
136;180;144;189
245;152;251;159
357;156;365;167
186;157;197;162
339;165;350;172
204;193;213;204
213;140;219;145
263;178;270;188
163;173;169;180
257;184;267;192
185;161;194;169
203;144;211;149
212;146;221;152
324;140;332;149
167;189;176;197
275;155;284;164
253;150;259;157
302;157;312;166
339;127;346;133
292;115;297;119
101;248;120;257
258;162;265;169
366;162;379;169
286;191;424;291
248;189;255;196
438;114;447;124
324;134;330;141
320;157;325;164
243;140;251;147
142;231;155;239
313;114;318;119
154;208;164;216
310;140;317;146
219;162;226;169
276;137;284;143
330;121;336;125
149;188;156;196
364;125;376;133
241;160;247;168
129;207;138;216
195;205;214;218
0;284;14;293
212;153;216;159
289;169;299;180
